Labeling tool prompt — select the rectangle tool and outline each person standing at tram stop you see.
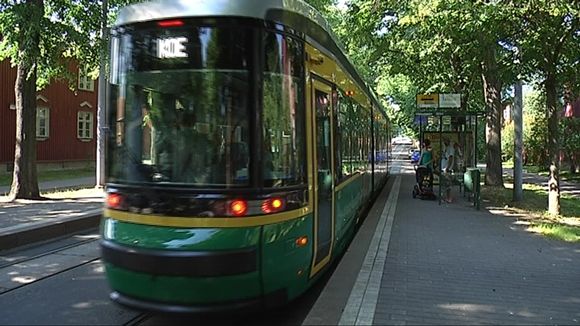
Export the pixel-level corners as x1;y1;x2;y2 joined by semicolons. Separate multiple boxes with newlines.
453;142;464;173
440;138;455;203
419;139;433;172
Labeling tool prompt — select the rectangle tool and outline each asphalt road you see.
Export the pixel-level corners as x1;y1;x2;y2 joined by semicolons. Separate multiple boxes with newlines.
0;230;337;325
0;147;410;325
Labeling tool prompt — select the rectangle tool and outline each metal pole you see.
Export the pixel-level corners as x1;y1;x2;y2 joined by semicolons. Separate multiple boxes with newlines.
438;115;442;205
474;115;478;167
513;81;523;201
96;0;108;187
419;115;423;150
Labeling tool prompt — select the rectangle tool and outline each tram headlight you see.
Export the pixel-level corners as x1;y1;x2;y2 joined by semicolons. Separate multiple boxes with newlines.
261;197;285;214
229;199;248;217
106;193;124;210
157;19;184;27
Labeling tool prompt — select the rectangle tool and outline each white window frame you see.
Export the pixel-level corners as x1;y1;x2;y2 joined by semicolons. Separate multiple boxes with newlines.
78;67;95;92
77;111;94;140
36;107;50;139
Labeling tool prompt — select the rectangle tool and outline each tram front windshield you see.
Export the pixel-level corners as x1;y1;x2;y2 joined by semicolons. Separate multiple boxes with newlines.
107;22;306;188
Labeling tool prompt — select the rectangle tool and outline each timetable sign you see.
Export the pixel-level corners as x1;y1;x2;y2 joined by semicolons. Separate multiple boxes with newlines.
157;37;188;59
416;94;439;108
439;93;461;108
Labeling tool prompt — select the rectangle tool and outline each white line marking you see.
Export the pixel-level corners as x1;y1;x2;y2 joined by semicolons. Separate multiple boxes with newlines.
338;176;401;325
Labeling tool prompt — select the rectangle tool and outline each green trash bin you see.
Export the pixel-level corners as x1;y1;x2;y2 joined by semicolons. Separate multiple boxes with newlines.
463;168;481;210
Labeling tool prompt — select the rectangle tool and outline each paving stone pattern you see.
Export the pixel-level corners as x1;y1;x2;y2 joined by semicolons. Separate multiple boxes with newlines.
374;174;580;325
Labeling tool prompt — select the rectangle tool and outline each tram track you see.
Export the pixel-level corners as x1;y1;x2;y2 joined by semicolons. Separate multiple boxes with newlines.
0;232;101;295
0;233;99;270
0;256;101;295
123;312;152;326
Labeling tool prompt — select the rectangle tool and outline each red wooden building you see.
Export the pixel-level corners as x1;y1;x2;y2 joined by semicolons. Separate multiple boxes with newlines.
0;60;98;174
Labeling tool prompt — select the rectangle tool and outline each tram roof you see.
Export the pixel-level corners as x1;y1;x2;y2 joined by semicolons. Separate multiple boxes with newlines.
115;0;387;118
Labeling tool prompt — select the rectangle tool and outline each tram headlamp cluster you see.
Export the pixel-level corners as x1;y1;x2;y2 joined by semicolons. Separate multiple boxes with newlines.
106;193;124;210
229;199;248;217
106;191;291;218
261;198;285;214
157;19;184;27
228;197;286;217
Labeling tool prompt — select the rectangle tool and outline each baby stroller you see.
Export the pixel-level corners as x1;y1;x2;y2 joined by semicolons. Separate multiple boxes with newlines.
412;165;436;200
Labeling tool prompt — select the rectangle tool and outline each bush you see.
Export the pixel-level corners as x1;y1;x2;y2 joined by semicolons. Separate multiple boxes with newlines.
523;91;549;167
501;121;514;162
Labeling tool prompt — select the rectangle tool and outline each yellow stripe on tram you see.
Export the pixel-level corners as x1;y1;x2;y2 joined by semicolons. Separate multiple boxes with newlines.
334;172;362;192
104;207;312;228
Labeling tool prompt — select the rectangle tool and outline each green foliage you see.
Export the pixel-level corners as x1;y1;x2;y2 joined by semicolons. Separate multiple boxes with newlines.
0;0;101;88
327;0;578;159
560;118;580;166
0;0;142;89
501;121;514;162
516;0;580;92
482;182;580;220
528;223;580;243
375;74;419;136
305;0;337;14
522;91;549;167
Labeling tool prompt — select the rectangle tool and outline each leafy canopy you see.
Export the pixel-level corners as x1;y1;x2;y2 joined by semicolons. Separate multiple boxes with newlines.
0;0;142;87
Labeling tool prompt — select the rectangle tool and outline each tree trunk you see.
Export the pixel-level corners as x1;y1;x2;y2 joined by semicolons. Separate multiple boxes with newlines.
545;74;560;215
481;46;503;186
8;0;43;201
9;63;41;200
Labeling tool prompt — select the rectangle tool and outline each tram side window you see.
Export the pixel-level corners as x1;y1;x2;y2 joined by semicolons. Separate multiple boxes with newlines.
335;90;354;182
363;107;372;173
372;113;388;172
351;103;364;173
262;31;306;187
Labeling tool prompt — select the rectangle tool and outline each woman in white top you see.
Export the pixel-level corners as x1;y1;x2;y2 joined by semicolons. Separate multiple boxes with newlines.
440;139;455;203
440;139;455;173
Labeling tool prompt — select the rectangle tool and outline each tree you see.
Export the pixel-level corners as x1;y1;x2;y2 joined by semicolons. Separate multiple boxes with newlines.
329;0;579;215
522;91;549;167
376;74;420;137
515;0;580;215
0;0;139;200
561;118;580;173
1;0;47;199
306;0;337;14
339;0;522;187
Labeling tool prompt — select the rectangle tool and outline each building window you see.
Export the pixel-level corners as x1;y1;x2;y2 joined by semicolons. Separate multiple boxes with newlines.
78;67;95;91
36;107;50;139
78;111;93;139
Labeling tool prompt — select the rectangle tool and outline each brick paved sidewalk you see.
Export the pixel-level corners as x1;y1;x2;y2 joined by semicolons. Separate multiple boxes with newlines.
0;178;103;251
373;173;580;325
304;163;580;325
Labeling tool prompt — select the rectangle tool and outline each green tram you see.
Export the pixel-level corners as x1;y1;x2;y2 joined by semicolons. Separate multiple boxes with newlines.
101;0;391;313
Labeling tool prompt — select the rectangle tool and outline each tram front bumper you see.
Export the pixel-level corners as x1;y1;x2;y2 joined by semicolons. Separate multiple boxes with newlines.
100;240;270;310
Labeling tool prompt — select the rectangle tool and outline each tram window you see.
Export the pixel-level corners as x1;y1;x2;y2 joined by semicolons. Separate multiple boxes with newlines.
262;31;306;187
107;24;252;187
335;90;353;182
350;103;370;173
361;107;372;173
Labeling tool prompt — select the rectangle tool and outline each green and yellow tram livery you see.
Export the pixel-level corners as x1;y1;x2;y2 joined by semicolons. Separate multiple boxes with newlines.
101;0;391;313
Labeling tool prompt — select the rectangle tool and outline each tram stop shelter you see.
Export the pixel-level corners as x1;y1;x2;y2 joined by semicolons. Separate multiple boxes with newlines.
414;93;483;208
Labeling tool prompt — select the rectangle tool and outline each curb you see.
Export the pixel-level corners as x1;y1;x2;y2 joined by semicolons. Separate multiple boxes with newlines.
0;184;96;197
302;177;394;325
0;209;102;252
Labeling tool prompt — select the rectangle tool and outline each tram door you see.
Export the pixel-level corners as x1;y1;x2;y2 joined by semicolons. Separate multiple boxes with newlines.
310;79;335;276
